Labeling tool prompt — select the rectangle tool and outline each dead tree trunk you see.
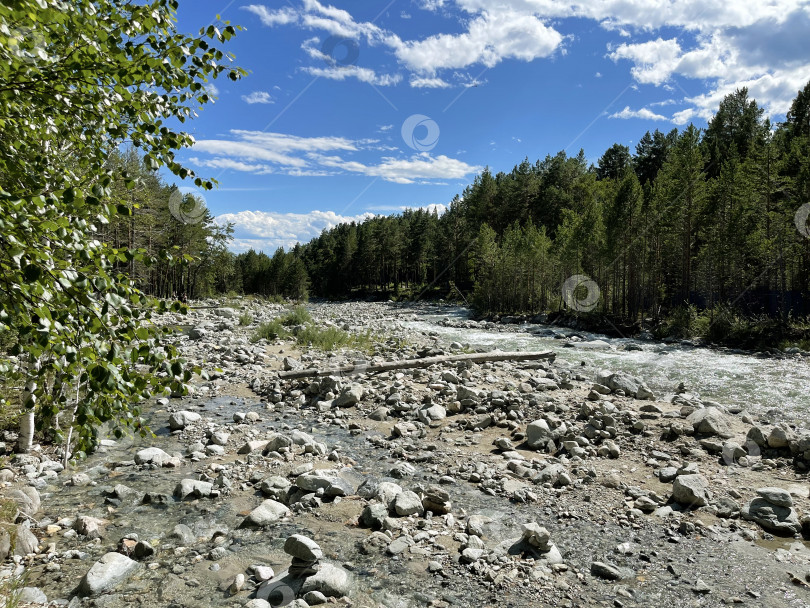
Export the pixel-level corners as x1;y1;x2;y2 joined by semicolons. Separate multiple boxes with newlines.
277;350;556;380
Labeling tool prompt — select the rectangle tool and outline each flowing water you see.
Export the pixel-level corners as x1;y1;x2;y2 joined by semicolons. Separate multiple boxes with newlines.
394;305;810;420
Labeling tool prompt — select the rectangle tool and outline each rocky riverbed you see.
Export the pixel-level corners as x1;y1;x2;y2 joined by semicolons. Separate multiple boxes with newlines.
2;300;810;608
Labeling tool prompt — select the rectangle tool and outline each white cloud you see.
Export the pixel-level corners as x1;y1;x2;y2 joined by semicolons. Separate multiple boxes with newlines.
301;65;402;86
190;129;480;183
313;152;481;184
241;91;274;104
245;0;810;120
609;106;668;121
410;76;451;88
205;82;219;96
241;5;299;26
393;10;563;74
219;209;374;252
608;38;681;85
420;0;448;10
671;108;696;125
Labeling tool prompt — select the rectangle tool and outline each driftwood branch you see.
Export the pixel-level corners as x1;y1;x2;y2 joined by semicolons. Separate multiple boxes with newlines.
277;350;556;380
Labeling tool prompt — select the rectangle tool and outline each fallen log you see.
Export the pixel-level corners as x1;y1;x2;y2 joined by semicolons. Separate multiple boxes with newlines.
277;349;556;380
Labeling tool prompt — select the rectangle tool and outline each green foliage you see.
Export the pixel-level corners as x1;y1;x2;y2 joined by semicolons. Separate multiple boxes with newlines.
654;304;700;339
281;306;312;326
0;571;24;608
238;312;254;326
0;0;242;455
295;325;374;353
251;320;289;342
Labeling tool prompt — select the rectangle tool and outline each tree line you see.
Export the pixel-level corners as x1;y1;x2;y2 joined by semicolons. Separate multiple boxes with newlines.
97;83;810;332
233;84;809;328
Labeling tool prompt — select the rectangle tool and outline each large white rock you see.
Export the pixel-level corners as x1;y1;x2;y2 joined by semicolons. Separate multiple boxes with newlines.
134;447;178;467
300;563;352;597
672;474;711;507
242;500;291;527
79;552;139;596
168;410;201;430
687;407;733;439
526;419;555;451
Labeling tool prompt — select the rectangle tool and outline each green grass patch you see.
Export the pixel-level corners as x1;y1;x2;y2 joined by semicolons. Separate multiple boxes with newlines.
280;305;312;326
250;319;290;342
0;571;25;608
238;312;254;326
295;325;374;352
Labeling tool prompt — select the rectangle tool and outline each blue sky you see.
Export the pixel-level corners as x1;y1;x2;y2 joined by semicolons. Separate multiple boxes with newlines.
168;0;810;252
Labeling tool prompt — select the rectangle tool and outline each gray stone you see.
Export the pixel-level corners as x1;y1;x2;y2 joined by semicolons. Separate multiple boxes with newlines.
238;440;269;454
296;472;334;492
253;565;275;581
209;431;230;446
260;476;292;501
606;372;640;397
265;433;293;453
393;490;424;516
418;404;447;423
521;523;551;550
636;385;655;400
242;500;291;527
188;327;207;340
368;407;388;421
746;425;769;447
0;529;10;561
13;523;39;555
591;561;623;580
170;524;196;545
742;497;801;536
387;535;413;555
334;384;363;407
526;419;555;451
7;486;40;518
78;552;140;596
672;474;711;507
70;472;92;486
422;486;451;515
460;548;485;563
687;408;733;439
284;535;323;561
283;356;301;371
300;562;352;597
375;481;403;508
73;516;103;539
658;467;678;483
360;503;388;530
174;479;214;500
304;590;328;605
134;447;178;467
768;427;793;449
18;587;47;604
756;487;793;508
168;410;201;430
